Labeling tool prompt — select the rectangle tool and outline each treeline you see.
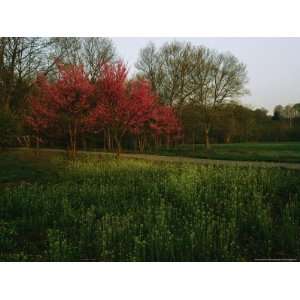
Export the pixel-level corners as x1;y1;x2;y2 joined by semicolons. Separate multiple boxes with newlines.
26;62;181;155
181;102;300;144
0;37;299;152
0;37;118;149
135;41;300;146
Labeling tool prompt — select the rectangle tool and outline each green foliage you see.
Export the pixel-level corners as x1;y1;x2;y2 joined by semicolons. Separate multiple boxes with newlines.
0;110;19;148
0;151;299;261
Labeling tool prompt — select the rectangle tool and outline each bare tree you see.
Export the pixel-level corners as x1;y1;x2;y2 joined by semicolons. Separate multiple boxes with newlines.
189;46;215;148
48;37;83;66
283;105;298;128
48;37;116;81
136;41;249;149
0;37;51;112
135;42;163;93
136;41;195;107
82;37;116;82
202;52;248;148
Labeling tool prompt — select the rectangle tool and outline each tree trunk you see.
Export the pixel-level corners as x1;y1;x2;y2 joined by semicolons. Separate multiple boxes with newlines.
166;135;170;149
137;136;142;152
181;133;185;145
192;131;196;153
225;135;231;144
204;126;210;150
113;135;122;158
3;98;11;113
69;124;77;158
35;135;40;156
82;136;87;150
103;130;106;151
137;135;146;153
107;128;112;151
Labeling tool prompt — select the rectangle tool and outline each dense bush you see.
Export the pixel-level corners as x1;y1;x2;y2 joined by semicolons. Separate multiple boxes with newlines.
0;155;300;261
0;110;18;148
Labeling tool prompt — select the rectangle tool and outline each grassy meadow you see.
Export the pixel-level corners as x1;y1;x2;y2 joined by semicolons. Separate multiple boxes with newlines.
1;150;300;261
150;142;300;163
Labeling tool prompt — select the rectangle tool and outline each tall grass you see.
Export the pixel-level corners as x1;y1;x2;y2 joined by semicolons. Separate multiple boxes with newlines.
0;155;299;261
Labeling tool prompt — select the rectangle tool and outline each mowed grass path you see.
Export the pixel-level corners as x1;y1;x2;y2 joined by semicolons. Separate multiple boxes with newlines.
15;146;300;171
1;150;300;261
149;142;300;163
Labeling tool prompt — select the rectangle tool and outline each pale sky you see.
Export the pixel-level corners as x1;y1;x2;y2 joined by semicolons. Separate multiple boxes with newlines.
112;38;300;114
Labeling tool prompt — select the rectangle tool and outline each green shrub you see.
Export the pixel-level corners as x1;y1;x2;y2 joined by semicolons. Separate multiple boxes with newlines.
0;110;19;148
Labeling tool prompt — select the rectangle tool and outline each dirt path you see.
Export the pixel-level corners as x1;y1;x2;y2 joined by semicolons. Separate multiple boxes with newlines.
15;148;300;171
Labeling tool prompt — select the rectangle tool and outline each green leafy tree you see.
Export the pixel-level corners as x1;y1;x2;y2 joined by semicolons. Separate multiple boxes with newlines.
0;110;18;148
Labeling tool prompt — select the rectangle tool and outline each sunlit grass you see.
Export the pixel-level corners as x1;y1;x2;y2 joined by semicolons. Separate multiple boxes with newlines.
0;152;299;261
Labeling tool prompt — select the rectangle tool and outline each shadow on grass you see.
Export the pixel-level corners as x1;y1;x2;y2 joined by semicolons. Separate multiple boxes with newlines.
0;150;66;188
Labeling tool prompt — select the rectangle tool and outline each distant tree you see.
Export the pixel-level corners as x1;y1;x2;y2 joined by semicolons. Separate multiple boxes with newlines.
284;105;297;128
208;53;248;146
136;42;249;149
27;64;94;155
273;103;299;128
50;64;94;155
293;103;300;115
0;37;52;112
149;105;182;148
25;74;57;148
136;41;195;107
273;105;283;120
135;42;162;94
49;38;83;66
88;62;181;155
49;38;116;81
188;46;214;148
127;79;161;152
82;38;116;82
88;62;157;156
180;103;204;146
213;102;238;143
190;49;249;149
